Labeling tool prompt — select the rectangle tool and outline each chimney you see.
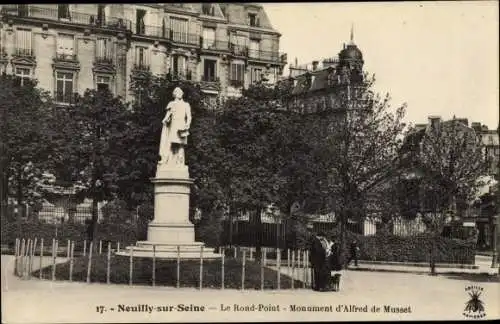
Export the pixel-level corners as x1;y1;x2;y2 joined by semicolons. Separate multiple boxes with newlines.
428;115;441;129
312;60;319;71
471;122;482;132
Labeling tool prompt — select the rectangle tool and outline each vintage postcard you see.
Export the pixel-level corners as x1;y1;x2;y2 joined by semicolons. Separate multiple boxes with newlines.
1;1;499;323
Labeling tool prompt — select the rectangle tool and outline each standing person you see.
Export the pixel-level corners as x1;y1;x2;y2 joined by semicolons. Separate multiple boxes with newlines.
347;239;359;267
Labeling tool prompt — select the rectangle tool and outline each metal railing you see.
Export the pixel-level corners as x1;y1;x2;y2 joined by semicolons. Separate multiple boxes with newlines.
133;63;150;71
54;53;78;62
201;39;229;51
201;75;219;83
170;31;199;46
95;55;113;65
248;49;283;63
230;44;248;57
14;48;34;57
54;91;78;105
2;5;132;30
132;23;164;38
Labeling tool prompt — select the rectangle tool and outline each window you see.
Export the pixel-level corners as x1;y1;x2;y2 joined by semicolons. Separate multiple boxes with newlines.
135;9;146;35
55;72;74;103
58;4;70;20
15;29;32;56
97;5;107;26
15;67;31;86
96;75;111;92
231;34;247;56
96;38;112;62
171;55;186;77
203;59;217;82
202;27;216;49
135;46;149;69
250;68;263;84
248;13;257;26
202;4;215;16
170;17;188;43
249;40;260;58
57;34;75;59
230;63;245;87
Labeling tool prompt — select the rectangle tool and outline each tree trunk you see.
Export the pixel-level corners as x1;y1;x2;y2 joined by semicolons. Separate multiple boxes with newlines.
254;209;263;262
91;197;99;243
339;209;347;269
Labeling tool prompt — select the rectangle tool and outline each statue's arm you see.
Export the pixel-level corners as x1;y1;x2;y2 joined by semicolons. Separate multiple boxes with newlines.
185;103;192;129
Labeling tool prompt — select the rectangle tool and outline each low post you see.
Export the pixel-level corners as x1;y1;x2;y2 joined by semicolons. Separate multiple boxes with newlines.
291;250;295;289
176;245;180;288
260;248;265;290
287;249;291;276
233;246;237;259
14;238;19;276
29;238;36;279
129;247;133;286
83;240;87;257
305;250;309;287
241;249;246;290
221;247;225;290
26;239;31;279
51;239;58;282
302;250;306;288
86;241;93;283
69;241;74;282
106;242;111;284
66;239;70;259
39;239;44;280
277;248;281;290
117;242;120;253
152;245;156;287
199;246;204;290
99;240;102;255
20;239;26;278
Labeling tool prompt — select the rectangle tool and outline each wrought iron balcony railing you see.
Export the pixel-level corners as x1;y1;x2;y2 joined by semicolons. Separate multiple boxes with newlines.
2;5;132;30
54;53;78;61
229;79;244;88
167;69;193;81
248;49;285;63
201;39;229;51
201;75;219;83
229;44;248;57
54;91;78;105
133;63;150;71
14;48;34;57
170;31;200;46
95;55;113;64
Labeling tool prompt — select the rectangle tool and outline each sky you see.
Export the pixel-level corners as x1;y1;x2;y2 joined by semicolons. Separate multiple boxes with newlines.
263;1;499;129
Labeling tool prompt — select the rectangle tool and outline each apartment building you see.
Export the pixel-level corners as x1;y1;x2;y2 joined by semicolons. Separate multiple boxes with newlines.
0;3;287;107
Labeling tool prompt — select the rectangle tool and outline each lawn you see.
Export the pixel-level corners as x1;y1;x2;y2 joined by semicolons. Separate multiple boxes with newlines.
31;255;305;290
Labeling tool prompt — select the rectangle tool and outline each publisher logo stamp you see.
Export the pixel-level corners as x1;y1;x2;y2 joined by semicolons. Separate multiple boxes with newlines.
463;286;486;319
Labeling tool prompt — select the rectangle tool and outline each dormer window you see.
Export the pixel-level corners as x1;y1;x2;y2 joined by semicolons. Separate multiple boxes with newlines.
202;3;215;16
248;13;258;27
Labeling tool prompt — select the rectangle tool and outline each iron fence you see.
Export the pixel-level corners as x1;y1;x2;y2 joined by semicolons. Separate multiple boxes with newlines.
2;5;132;30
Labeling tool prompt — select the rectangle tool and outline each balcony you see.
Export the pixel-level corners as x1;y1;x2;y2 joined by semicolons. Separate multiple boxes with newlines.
230;44;248;57
229;79;244;88
54;91;78;105
132;23;164;38
167;68;192;81
201;39;229;52
170;31;200;46
1;5;132;31
13;48;34;57
133;63;150;72
95;55;113;65
248;49;285;64
54;53;78;62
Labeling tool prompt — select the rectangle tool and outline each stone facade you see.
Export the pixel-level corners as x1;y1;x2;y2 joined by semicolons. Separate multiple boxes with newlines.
0;3;286;105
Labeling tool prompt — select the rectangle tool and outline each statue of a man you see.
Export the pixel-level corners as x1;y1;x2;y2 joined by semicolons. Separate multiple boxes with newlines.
159;87;192;166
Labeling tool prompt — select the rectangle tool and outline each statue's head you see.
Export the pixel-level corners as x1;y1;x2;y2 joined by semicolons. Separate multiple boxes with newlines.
173;87;184;99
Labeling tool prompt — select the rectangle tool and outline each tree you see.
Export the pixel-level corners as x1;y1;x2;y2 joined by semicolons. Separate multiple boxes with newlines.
50;89;129;238
0;75;54;223
308;74;407;267
413;117;488;274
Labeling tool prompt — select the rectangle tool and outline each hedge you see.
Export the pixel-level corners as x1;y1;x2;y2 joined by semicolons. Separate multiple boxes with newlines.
325;229;476;265
1;220;147;249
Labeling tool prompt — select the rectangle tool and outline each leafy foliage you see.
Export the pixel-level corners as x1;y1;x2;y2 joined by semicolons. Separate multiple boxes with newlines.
0;75;54;212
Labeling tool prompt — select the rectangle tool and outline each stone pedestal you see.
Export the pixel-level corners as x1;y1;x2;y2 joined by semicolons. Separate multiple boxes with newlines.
117;165;221;259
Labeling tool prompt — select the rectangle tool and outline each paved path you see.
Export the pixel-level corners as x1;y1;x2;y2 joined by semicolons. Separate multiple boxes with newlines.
2;255;499;323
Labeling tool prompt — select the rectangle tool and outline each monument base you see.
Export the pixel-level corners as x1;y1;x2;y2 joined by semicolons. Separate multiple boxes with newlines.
116;164;222;259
